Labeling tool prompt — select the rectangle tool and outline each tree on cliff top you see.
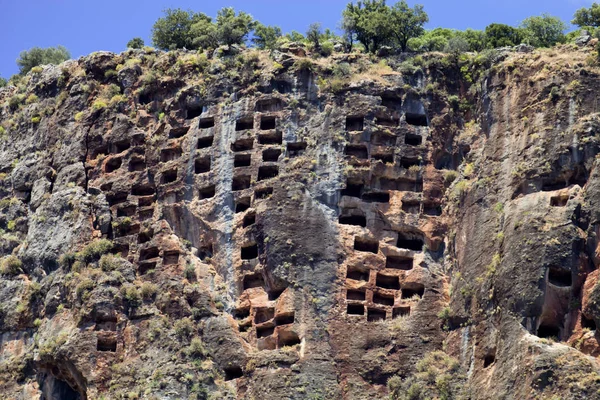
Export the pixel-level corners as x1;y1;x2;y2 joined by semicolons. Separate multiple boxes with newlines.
127;37;145;49
520;14;566;48
342;0;392;53
341;0;428;53
215;7;255;48
389;0;429;51
16;46;70;75
252;24;282;49
152;7;255;50
152;9;202;50
573;3;600;28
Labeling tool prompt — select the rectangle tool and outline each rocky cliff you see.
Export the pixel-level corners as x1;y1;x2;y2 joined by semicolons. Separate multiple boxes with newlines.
1;42;600;400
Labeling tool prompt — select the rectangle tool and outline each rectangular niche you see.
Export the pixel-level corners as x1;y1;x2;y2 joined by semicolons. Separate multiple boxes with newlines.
345;144;368;159
254;307;274;324
393;306;410;318
140;246;159;261
338;211;367;227
548;266;572;287
97;335;117;352
396;232;424;251
186;106;203;120
256;98;283;112
347;304;365;315
163;251;180;265
361;191;390;203
275;313;295;326
234;153;252;168
199;185;216;200
235;197;251;213
376;273;400;290
341;182;363;198
160;147;182;163
354;237;379;254
258;165;279;181
243;211;256;227
346;266;370;282
168;126;190;139
232;175;251;191
346;289;366;301
367;308;386;322
287;142;307;157
161;169;178;184
258;130;283;145
373;292;395;306
386;256;413;271
231;138;254;152
262;148;282;162
346;116;364;132
401;283;425;299
243;273;264;290
195;156;211;174
241;242;258;260
405;133;422;146
199;117;215;129
197;136;214;149
254;187;273;199
260;116;277;130
236;117;254;131
405;112;428;127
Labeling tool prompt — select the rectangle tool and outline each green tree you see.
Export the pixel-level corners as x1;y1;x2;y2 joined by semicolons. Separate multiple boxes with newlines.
152;8;203;50
215;7;255;48
307;22;323;51
0;76;7;88
460;29;487;52
252;24;282;49
408;28;455;52
484;23;524;48
389;0;429;52
189;13;218;49
520;14;567;48
444;36;470;54
127;37;145;49
342;0;392;53
285;31;305;42
16;46;70;75
572;3;600;28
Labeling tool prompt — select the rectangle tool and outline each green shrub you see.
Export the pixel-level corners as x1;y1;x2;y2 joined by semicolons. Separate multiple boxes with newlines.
59;252;77;269
92;100;107;111
186;337;205;358
122;285;141;307
74;112;84;122
77;239;113;263
25;94;39;104
174;317;195;340
293;58;315;72
184;264;196;281
30;66;43;74
75;278;95;300
8;94;25;110
104;70;117;79
443;170;458;185
99;254;121;272
320;41;334;57
141;282;158;299
31;116;41;124
0;255;23;275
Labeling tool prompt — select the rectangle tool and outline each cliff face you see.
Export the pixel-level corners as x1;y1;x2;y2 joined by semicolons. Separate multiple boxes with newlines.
0;43;600;400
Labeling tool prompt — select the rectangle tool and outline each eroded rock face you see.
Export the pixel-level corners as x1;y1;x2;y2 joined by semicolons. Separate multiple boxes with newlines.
0;45;600;399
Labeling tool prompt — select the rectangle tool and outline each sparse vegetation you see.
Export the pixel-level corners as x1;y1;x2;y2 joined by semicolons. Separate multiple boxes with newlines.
0;255;22;276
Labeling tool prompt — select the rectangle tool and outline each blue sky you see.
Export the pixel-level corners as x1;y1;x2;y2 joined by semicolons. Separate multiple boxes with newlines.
0;0;594;78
